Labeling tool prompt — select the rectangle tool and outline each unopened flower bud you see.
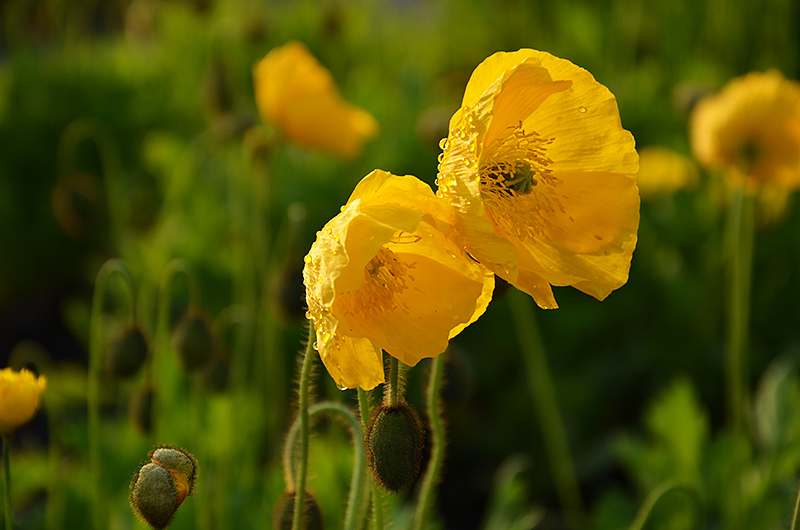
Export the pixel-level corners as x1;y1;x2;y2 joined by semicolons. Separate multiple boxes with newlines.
366;402;425;492
129;445;198;530
272;491;325;530
171;310;213;371
106;326;148;378
129;383;155;434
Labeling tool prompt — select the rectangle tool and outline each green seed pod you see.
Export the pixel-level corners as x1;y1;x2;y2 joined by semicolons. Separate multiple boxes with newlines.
171;310;213;371
106;326;148;378
129;463;178;530
272;491;325;530
366;402;426;493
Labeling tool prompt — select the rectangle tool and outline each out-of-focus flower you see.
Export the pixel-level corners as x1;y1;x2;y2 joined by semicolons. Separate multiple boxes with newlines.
0;368;47;434
637;146;699;200
303;170;495;391
253;41;379;159
691;70;800;190
436;49;640;309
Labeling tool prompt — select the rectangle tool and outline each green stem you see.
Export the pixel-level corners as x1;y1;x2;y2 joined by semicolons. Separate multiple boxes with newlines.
152;259;198;440
282;402;365;530
509;289;584;529
358;388;383;530
724;186;755;530
2;435;11;530
725;186;755;435
628;481;699;530
790;481;800;530
88;259;136;530
291;326;316;530
388;357;400;407
413;353;446;530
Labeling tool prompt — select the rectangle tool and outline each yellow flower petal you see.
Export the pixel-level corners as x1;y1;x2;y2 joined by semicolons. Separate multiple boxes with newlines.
438;49;639;309
253;41;379;159
691;70;800;190
304;170;494;390
0;368;47;434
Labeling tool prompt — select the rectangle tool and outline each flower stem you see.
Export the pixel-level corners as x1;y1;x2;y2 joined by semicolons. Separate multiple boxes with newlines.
282;402;365;530
2;435;11;530
358;388;383;530
509;289;584;529
413;353;446;530
725;185;755;435
88;258;136;530
791;481;800;530
291;325;316;530
628;480;699;530
388;357;400;407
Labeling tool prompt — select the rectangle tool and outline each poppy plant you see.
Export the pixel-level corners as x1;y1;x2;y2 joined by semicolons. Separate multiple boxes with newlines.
436;49;640;309
253;41;379;159
303;170;494;391
0;368;46;434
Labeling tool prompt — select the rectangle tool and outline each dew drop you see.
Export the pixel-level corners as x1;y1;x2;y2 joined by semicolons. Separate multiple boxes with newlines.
578;107;587;113
303;255;311;264
438;138;448;150
305;311;312;320
321;331;331;344
458;130;467;140
312;342;319;351
334;235;340;242
327;227;333;235
337;385;349;391
437;153;445;163
463;158;471;167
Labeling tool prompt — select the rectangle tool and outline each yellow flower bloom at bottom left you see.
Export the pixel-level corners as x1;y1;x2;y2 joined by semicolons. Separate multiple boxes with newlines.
303;170;495;391
0;368;47;434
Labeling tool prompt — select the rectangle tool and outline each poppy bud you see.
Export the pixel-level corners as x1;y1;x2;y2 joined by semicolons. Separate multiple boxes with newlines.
106;326;148;378
129;383;154;434
129;445;198;530
272;490;325;530
366;401;425;492
171;310;213;371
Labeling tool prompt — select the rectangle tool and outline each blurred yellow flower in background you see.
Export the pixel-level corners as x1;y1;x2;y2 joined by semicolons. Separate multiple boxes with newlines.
253;41;379;159
303;170;494;391
691;70;800;190
436;49;640;309
0;368;47;434
637;146;699;201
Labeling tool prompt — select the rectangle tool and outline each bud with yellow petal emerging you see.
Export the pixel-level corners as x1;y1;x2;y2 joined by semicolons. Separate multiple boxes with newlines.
129;445;198;529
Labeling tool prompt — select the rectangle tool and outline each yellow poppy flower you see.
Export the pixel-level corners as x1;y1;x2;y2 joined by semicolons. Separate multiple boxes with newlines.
253;41;379;159
0;368;47;434
637;146;699;201
691;70;800;190
303;170;495;391
436;49;640;309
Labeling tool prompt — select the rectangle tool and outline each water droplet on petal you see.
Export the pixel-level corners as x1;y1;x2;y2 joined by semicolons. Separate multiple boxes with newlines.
337;385;349;391
305;311;312;320
578;107;587;113
438;138;448;150
312;342;318;351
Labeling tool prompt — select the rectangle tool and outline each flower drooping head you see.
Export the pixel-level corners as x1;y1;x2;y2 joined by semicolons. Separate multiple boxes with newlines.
437;49;640;309
691;70;800;191
0;367;47;434
303;170;495;390
253;41;379;159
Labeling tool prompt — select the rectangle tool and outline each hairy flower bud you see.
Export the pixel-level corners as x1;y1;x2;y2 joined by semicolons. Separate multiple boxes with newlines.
130;445;198;530
106;326;148;378
366;402;425;492
171;310;213;371
272;491;325;530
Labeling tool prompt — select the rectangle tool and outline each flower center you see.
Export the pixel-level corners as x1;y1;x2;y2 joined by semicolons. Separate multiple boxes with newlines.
479;122;562;241
350;246;412;317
